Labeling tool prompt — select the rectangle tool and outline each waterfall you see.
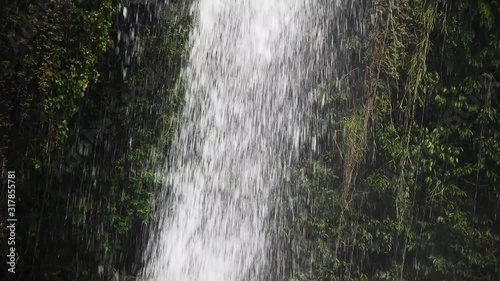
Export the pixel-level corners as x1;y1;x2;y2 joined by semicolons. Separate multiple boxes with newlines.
141;0;362;280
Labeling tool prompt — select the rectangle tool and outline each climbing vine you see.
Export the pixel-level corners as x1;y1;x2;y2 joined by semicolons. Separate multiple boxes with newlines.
291;0;500;280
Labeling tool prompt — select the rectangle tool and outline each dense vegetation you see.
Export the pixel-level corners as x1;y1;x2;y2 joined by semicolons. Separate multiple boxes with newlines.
290;0;500;280
1;0;499;280
1;0;190;280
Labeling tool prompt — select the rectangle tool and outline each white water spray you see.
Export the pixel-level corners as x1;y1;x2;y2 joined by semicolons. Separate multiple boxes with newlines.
141;0;349;280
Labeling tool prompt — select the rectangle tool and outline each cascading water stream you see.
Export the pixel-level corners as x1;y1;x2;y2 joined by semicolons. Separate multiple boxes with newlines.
140;0;361;280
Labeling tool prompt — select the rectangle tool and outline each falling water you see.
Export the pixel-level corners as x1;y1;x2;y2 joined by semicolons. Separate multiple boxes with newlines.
141;0;363;280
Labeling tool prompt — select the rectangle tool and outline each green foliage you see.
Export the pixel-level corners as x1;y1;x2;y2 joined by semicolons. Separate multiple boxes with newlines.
479;0;495;29
68;4;191;273
292;0;500;280
1;0;191;280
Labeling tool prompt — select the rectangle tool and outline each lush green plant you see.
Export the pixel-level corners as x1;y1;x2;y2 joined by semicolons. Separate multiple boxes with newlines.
0;0;190;279
291;0;500;280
